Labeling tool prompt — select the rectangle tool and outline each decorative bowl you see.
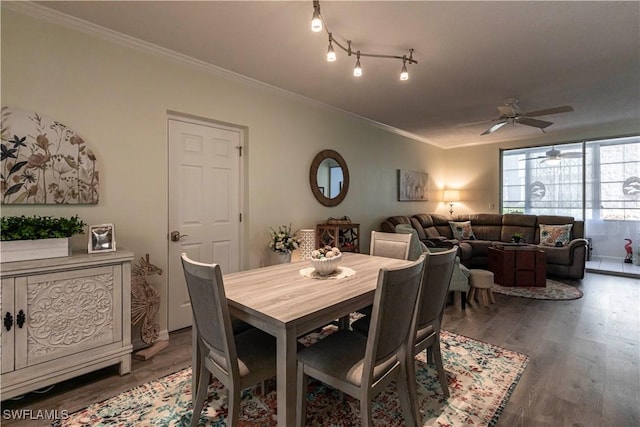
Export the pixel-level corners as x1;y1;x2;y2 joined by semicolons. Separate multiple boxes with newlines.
309;253;342;276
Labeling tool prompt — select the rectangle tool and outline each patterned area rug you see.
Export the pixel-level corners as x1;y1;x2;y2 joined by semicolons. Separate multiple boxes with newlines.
56;330;528;427
492;279;583;300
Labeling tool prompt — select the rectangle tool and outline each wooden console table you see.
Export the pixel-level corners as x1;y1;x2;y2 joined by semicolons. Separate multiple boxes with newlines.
1;250;134;400
488;244;546;287
316;223;360;253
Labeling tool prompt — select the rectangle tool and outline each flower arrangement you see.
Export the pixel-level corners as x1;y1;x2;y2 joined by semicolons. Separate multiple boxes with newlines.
310;245;341;259
268;224;301;253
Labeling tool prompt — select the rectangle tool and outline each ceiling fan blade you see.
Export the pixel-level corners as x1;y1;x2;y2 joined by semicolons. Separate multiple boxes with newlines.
525;105;574;117
481;121;507;135
517;117;553;129
559;152;583;158
519;156;548;161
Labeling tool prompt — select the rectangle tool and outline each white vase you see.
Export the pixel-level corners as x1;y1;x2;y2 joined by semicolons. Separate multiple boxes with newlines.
268;251;291;266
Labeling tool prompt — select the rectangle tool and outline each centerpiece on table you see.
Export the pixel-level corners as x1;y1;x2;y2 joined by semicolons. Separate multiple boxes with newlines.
0;214;86;262
309;246;342;276
510;232;525;244
268;224;301;265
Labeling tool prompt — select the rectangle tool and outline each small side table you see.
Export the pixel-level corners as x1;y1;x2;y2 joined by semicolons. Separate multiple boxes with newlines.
316;223;360;253
488;244;546;287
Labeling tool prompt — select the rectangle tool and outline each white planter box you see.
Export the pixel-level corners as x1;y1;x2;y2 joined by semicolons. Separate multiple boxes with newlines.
0;238;70;262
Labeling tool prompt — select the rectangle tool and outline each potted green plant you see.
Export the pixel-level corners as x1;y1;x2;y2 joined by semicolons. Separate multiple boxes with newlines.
511;232;525;244
0;214;86;262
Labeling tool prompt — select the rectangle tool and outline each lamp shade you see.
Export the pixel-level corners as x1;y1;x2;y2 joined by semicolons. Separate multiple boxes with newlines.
297;229;316;260
443;189;460;202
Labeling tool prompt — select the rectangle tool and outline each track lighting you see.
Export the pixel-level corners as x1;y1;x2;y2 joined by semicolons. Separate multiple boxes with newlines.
354;51;362;77
327;33;336;62
311;0;322;32
311;1;416;80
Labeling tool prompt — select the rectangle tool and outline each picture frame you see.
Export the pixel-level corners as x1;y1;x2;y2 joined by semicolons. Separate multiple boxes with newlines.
88;224;116;253
398;169;429;201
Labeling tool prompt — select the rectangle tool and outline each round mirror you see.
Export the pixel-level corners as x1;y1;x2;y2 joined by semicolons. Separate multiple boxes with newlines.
310;150;350;207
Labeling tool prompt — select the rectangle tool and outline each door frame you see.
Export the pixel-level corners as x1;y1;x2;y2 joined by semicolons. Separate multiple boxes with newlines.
166;111;247;329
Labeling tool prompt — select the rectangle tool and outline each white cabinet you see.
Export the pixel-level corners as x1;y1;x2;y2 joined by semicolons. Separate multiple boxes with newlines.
1;250;133;400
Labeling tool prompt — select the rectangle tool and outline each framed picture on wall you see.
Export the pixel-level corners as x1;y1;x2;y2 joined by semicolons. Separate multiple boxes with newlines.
88;224;116;253
398;169;429;201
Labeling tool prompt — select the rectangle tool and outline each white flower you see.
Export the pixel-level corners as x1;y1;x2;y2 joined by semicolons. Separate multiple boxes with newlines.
325;251;335;258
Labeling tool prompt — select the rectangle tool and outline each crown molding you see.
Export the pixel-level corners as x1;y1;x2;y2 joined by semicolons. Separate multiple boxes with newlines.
3;1;432;146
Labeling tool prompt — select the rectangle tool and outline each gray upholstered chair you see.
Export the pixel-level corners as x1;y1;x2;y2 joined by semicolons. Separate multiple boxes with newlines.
296;254;428;427
370;230;412;259
180;253;277;427
353;246;457;412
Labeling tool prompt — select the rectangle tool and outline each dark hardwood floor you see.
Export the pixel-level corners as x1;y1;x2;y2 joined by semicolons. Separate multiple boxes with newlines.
2;272;638;426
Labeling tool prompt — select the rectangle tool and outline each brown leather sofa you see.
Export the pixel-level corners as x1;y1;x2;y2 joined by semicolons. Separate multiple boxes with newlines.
381;213;588;280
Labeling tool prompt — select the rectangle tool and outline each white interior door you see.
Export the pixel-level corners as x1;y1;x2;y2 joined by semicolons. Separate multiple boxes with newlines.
167;117;242;331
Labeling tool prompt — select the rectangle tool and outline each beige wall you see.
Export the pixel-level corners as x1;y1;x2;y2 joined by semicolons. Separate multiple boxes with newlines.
1;7;447;334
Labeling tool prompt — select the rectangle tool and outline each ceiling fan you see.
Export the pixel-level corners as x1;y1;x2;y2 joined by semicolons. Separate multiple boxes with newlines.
463;98;574;135
521;146;583;164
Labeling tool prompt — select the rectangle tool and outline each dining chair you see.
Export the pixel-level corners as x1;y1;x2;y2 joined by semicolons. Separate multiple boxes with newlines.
356;231;414;319
180;253;277;427
296;253;427;427
352;246;457;408
369;230;412;260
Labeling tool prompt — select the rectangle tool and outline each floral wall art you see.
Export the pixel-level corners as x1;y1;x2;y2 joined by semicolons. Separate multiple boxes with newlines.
1;106;99;204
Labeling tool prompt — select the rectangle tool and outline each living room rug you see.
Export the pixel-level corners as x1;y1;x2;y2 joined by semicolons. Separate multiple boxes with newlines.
492;279;583;300
55;330;528;427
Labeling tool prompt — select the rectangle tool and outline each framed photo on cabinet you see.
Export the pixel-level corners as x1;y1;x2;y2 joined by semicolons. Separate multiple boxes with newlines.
88;224;116;253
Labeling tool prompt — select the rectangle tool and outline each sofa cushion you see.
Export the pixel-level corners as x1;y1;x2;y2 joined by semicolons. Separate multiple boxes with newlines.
461;213;503;241
501;214;537;243
539;224;573;247
449;220;476;240
539;245;572;264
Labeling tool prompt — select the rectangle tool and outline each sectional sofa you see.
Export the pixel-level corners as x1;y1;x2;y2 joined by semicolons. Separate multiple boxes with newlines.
381;213;588;280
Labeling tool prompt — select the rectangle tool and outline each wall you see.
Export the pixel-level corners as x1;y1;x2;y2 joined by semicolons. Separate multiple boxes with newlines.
1;7;445;334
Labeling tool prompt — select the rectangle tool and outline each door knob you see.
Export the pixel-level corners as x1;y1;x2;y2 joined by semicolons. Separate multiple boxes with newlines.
170;231;188;242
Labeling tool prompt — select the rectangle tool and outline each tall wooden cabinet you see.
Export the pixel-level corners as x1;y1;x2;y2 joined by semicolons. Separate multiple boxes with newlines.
1;250;134;400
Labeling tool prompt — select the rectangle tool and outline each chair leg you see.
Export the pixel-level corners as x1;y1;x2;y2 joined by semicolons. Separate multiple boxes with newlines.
227;386;241;427
460;292;466;309
431;338;450;397
190;368;211;427
405;353;421;426
360;395;374;427
296;365;307;427
488;289;496;304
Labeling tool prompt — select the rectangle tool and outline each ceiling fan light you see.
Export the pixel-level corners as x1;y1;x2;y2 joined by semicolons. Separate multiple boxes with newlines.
544;157;561;166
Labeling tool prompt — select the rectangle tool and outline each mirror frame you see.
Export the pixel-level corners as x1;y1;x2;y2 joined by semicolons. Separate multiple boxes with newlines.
309;149;350;207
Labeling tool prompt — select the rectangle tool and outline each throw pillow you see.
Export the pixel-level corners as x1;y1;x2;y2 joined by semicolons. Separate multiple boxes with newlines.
395;224;423;261
539;224;573;246
449;220;476;240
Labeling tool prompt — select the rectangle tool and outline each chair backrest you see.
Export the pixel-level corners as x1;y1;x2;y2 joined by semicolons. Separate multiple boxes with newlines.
365;253;427;377
180;253;238;377
370;231;412;260
416;247;457;328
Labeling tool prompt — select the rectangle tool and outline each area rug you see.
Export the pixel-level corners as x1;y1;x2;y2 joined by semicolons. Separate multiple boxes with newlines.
55;330;528;427
492;279;583;300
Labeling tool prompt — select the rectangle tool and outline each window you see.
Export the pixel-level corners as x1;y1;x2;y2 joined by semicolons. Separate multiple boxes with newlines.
501;136;640;220
501;136;640;262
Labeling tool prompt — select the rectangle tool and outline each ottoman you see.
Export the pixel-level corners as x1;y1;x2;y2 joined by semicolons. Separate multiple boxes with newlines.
467;269;495;306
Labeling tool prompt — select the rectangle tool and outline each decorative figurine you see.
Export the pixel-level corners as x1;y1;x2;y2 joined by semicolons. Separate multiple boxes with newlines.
624;239;633;263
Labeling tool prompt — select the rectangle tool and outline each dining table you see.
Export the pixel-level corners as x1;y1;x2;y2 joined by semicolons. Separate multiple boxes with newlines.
192;252;413;426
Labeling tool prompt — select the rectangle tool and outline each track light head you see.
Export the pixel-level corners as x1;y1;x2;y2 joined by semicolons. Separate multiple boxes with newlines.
311;1;322;32
327;33;336;62
354;51;362;77
400;57;409;80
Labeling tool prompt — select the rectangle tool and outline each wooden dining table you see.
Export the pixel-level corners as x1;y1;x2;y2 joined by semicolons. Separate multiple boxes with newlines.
192;252;412;426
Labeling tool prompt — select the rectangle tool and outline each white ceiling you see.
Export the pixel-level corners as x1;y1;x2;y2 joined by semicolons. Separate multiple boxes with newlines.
29;1;640;148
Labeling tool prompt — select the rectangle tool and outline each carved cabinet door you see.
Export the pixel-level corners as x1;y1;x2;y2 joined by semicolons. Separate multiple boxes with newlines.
14;265;121;369
1;278;16;374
